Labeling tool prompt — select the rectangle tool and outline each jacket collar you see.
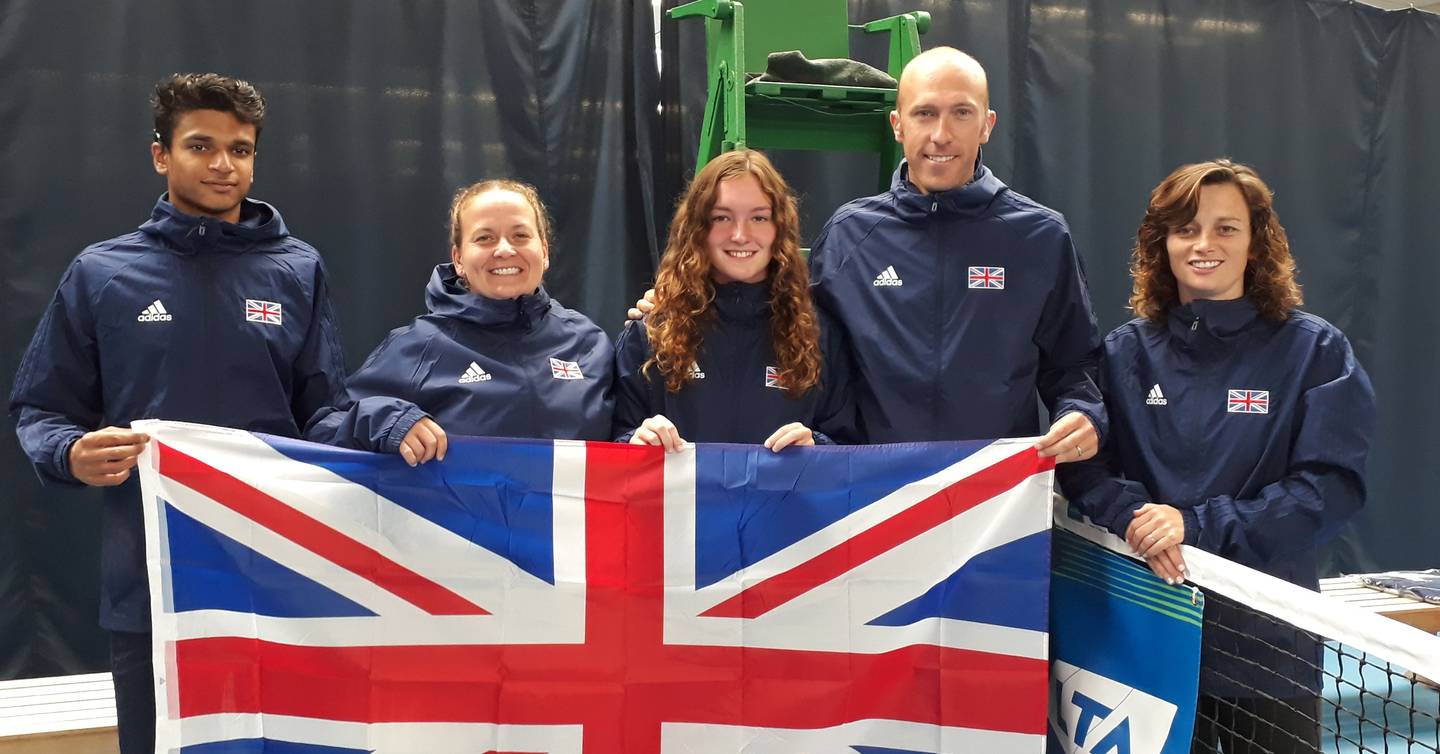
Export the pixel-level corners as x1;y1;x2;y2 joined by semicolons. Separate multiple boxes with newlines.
1167;297;1264;351
425;264;552;329
890;153;1008;222
711;280;770;324
138;194;288;255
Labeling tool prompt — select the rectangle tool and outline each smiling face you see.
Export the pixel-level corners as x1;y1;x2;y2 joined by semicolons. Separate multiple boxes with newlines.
451;189;549;300
1166;182;1252;304
151;108;256;223
705;174;776;285
890;50;996;195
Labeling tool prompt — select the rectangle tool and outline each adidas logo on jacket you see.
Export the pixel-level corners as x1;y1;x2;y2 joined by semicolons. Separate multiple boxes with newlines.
872;265;904;287
136;299;172;322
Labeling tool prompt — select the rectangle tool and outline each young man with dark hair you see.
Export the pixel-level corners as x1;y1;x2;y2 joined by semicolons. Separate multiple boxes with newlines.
9;72;346;754
150;72;267;148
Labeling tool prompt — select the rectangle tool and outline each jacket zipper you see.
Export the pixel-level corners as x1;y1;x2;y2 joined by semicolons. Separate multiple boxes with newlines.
932;201;943;439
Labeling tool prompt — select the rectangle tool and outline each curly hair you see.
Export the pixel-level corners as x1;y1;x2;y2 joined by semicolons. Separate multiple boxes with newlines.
644;150;822;396
448;178;554;250
1129;159;1302;322
152;73;266;148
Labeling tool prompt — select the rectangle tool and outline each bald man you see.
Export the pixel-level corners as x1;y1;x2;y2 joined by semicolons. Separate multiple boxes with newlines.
807;47;1105;455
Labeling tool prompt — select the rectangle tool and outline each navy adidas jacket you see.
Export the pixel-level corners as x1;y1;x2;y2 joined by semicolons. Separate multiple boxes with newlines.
307;265;613;449
808;160;1104;443
9;195;347;632
612;281;855;444
1060;297;1374;697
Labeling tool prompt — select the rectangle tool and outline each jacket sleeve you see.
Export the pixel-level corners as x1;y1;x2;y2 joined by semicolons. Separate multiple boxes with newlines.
303;331;428;453
1059;448;1153;539
1033;229;1107;443
611;322;656;443
1181;330;1374;565
1056;361;1151;537
8;261;101;486
807;218;842;322
289;256;348;431
810;312;859;445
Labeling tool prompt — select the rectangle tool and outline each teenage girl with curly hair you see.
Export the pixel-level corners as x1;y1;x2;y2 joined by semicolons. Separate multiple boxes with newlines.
613;149;853;450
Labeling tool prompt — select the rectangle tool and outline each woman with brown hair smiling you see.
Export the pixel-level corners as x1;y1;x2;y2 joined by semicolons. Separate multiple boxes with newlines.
1061;159;1375;753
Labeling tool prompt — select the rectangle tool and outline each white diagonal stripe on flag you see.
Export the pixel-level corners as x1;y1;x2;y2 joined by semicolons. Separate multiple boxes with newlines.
153;475;427;619
139;423;585;645
665;440;1050;657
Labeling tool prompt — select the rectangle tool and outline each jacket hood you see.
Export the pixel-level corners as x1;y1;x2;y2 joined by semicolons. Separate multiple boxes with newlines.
890;154;1007;222
138;194;289;255
425;263;552;329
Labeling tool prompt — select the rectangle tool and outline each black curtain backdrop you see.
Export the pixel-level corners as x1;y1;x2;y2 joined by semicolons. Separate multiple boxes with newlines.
0;0;660;678
658;2;1438;579
2;0;1437;680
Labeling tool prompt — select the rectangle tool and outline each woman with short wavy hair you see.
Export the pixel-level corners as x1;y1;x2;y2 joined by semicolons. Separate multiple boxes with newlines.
1128;159;1303;323
613;149;853;450
1061;159;1374;753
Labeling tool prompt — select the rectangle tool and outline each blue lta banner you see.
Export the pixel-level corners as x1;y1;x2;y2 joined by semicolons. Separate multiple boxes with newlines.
1048;521;1202;754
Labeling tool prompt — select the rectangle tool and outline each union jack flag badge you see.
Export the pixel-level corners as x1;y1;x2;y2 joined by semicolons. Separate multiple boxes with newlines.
1226;389;1270;414
550;357;584;380
244;299;283;326
968;266;1005;289
764;366;786;389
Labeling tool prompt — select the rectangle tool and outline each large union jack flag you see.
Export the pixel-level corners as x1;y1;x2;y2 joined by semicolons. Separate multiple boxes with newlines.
136;421;1053;753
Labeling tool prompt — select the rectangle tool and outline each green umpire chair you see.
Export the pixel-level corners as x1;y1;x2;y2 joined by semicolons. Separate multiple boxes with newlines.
669;0;930;191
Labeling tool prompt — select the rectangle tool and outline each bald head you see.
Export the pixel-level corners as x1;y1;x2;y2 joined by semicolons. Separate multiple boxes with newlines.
898;47;990;112
890;47;997;194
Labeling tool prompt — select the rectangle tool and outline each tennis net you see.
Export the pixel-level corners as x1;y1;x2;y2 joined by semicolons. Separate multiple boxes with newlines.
1057;509;1440;754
